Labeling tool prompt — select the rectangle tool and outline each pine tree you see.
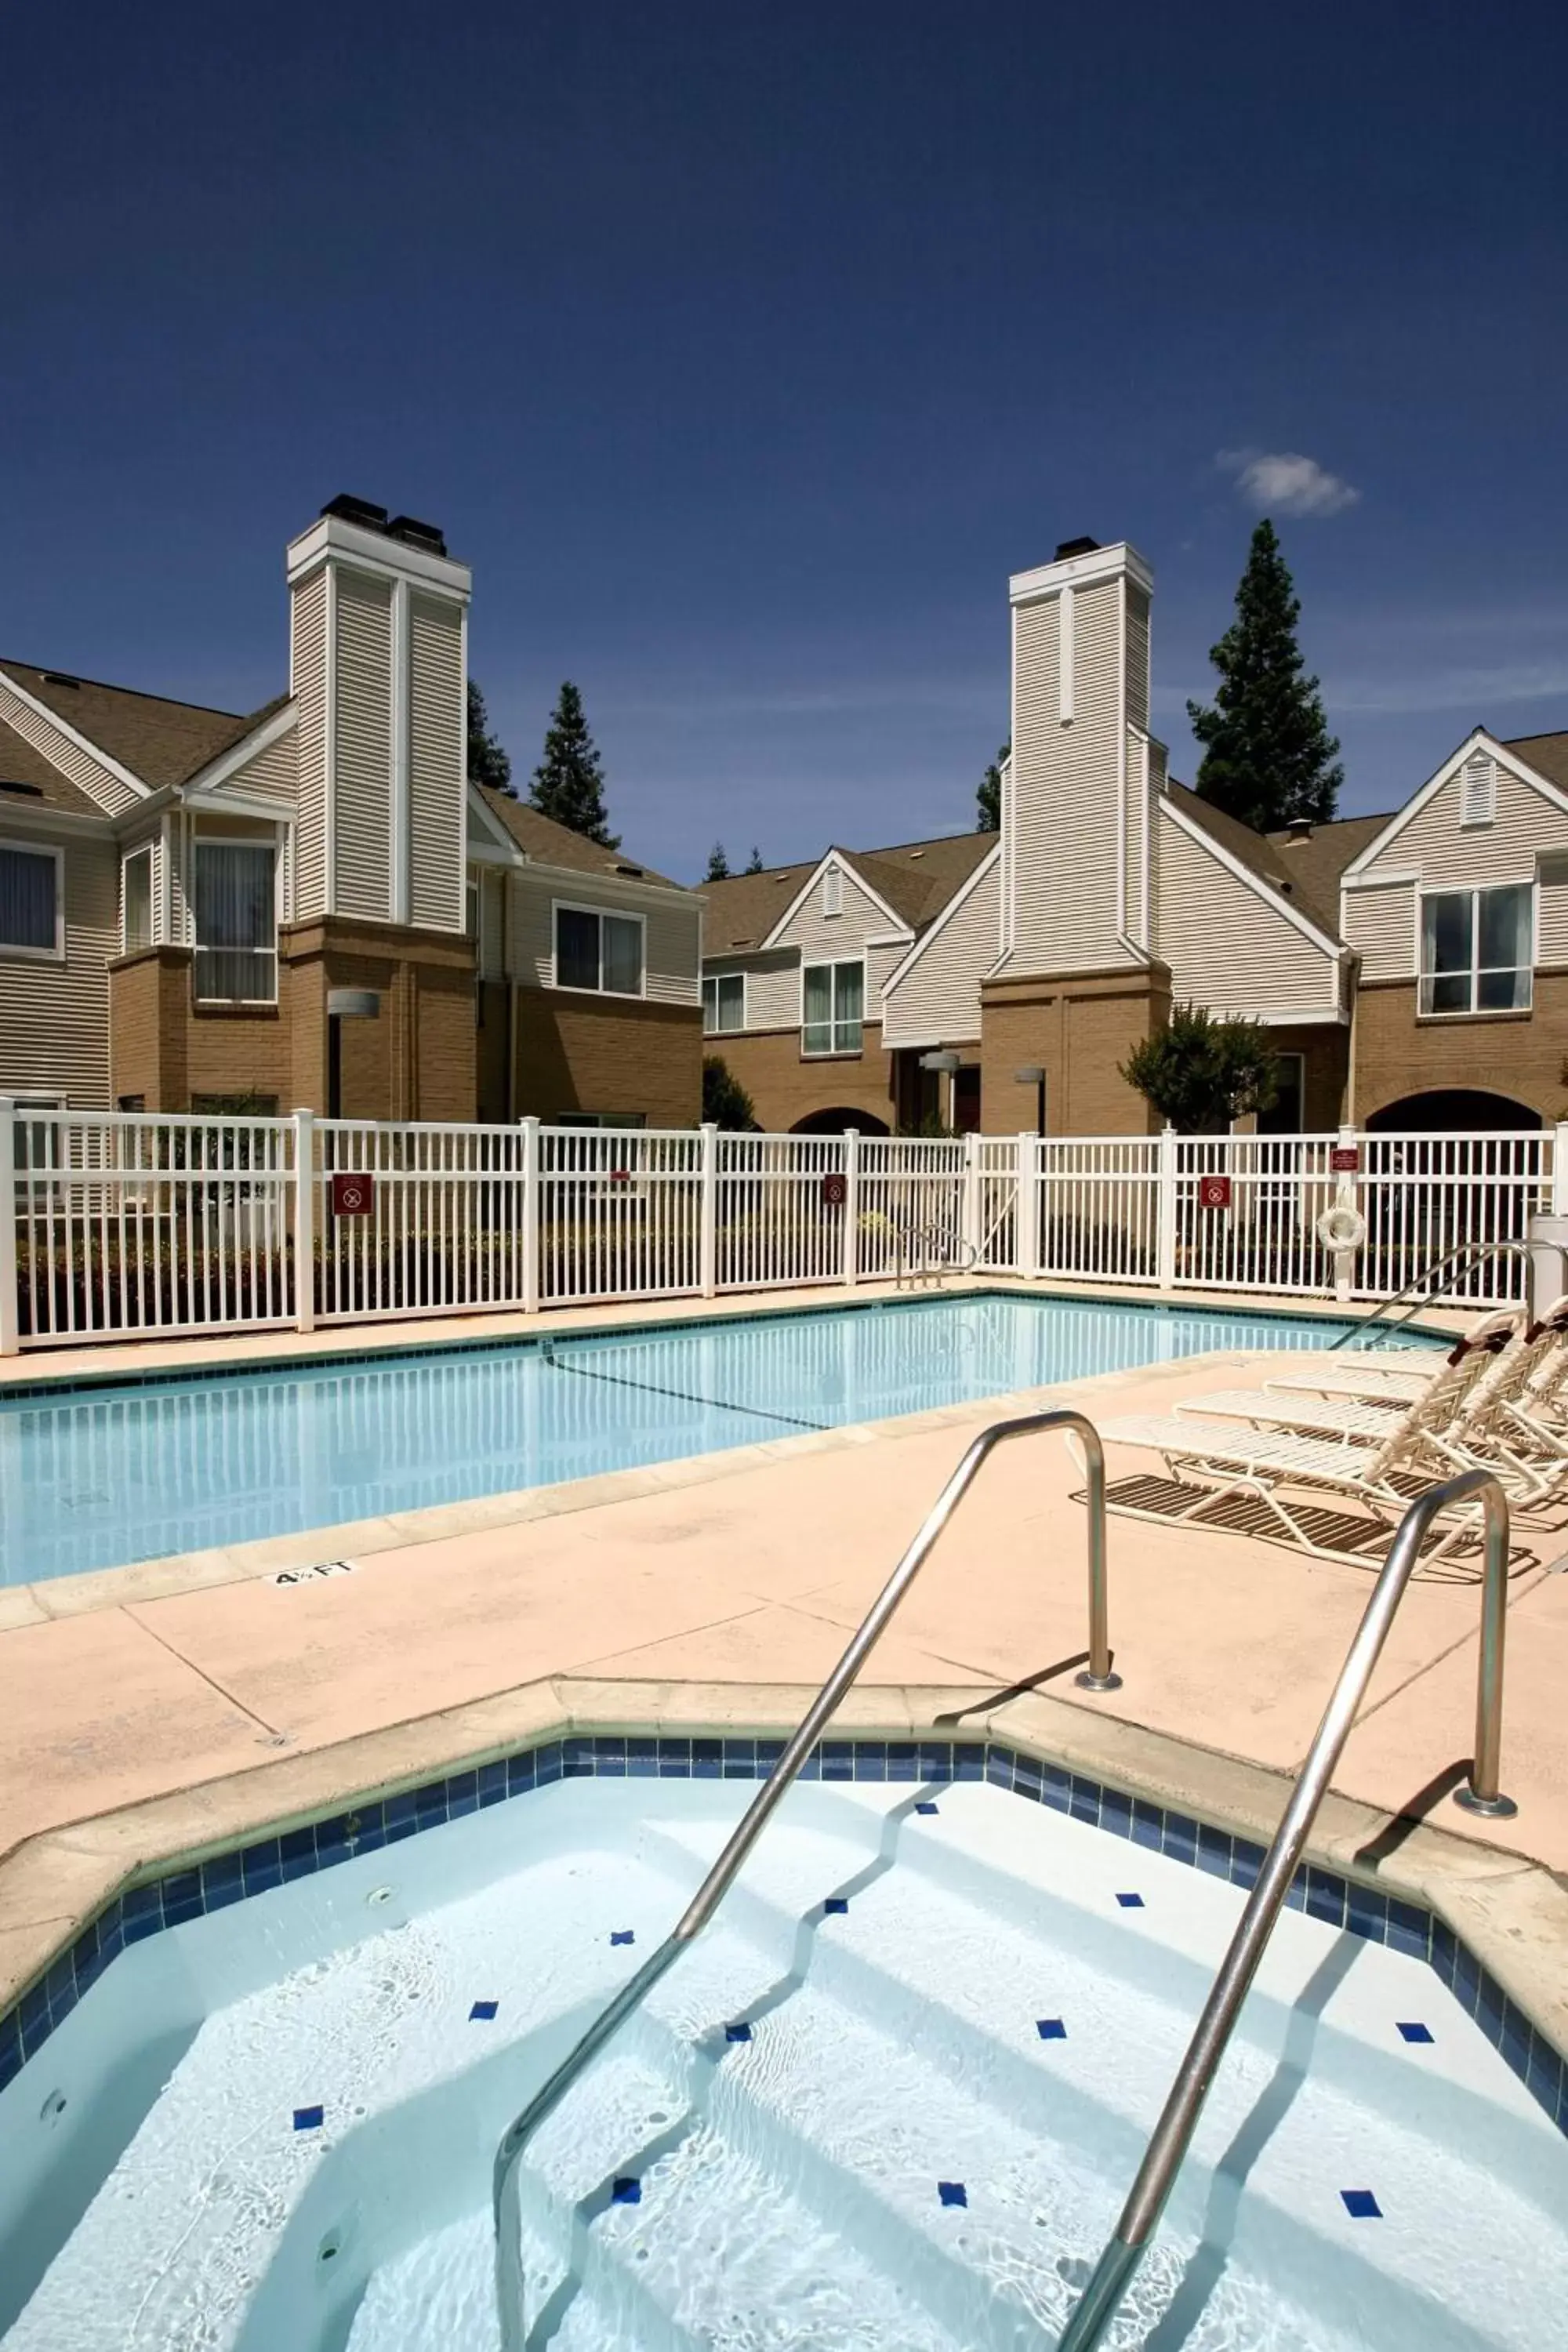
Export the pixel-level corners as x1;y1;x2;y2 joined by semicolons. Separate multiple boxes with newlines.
704;842;731;880
1187;521;1342;832
466;679;513;795
528;682;619;848
976;739;1009;833
743;847;764;874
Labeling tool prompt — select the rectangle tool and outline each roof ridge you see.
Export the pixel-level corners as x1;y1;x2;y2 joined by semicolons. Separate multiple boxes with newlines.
0;660;245;721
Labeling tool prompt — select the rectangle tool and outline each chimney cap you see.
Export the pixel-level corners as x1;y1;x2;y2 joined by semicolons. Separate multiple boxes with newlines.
1054;535;1101;561
387;513;448;557
1285;816;1313;841
321;493;389;531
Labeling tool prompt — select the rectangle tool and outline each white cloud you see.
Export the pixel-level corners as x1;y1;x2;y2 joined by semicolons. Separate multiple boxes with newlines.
1217;448;1361;518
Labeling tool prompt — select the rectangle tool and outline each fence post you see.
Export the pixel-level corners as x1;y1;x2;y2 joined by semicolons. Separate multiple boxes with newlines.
1156;1123;1179;1292
699;1121;718;1299
842;1126;861;1287
521;1116;540;1313
1334;1121;1359;1304
960;1131;982;1267
1553;1123;1568;1218
1014;1132;1039;1279
0;1099;18;1356
292;1106;316;1334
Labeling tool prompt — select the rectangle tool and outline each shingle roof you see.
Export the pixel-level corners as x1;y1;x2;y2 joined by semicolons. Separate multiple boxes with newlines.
0;716;108;815
1503;731;1568;797
702;830;995;953
1171;784;1389;943
477;788;684;890
0;662;285;791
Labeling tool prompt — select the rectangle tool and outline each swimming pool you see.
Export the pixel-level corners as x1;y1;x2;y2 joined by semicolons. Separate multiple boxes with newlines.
2;1748;1562;2350
0;1294;1430;1587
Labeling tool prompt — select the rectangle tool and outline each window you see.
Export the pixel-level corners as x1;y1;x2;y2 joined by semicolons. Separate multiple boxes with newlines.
702;972;745;1033
1419;884;1532;1015
122;846;153;954
1258;1053;1305;1134
554;904;644;996
822;866;844;917
0;843;61;958
803;959;864;1054
192;840;277;1003
554;1111;647;1129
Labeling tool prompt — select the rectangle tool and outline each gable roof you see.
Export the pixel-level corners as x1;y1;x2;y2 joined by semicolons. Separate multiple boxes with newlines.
702;829;994;954
477;788;684;891
0;715;110;815
1503;731;1568;797
1168;785;1385;942
0;662;286;792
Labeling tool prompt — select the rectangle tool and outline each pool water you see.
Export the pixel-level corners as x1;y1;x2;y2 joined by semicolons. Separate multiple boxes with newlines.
2;1770;1560;2350
0;1294;1428;1587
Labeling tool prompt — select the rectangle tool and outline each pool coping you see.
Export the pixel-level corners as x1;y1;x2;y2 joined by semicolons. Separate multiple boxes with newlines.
0;1300;1459;1625
2;1672;1563;2136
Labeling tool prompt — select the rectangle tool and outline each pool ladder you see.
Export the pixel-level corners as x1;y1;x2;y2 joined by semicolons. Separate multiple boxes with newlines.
491;1406;1121;2345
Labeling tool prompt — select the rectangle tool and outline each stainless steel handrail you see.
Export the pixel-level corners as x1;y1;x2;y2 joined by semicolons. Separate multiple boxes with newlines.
1056;1466;1516;2352
492;1407;1121;2343
1329;1237;1531;1351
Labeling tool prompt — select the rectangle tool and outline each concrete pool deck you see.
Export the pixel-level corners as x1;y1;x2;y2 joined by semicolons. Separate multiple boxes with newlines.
2;1288;1563;2079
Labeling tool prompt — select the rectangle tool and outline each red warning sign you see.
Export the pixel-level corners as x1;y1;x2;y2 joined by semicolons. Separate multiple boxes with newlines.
1198;1174;1232;1210
330;1172;374;1217
1330;1146;1360;1173
821;1172;848;1207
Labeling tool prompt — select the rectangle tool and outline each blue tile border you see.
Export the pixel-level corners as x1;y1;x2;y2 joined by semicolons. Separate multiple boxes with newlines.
1;1733;1562;2139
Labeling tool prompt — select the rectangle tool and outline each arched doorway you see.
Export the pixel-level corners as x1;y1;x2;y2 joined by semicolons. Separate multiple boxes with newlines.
790;1107;890;1137
1366;1090;1541;1133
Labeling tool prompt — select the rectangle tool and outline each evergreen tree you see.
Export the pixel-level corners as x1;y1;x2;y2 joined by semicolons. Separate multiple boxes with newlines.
1187;521;1342;832
702;1056;759;1131
528;682;619;848
1120;1004;1281;1134
743;847;764;874
976;739;1009;833
466;679;514;795
704;842;731;881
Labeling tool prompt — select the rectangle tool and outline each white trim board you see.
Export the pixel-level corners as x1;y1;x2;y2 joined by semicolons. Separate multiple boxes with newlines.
178;700;298;800
880;840;1001;1000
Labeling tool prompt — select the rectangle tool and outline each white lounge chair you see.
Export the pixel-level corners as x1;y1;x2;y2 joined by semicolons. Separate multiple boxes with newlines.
1171;1313;1517;1453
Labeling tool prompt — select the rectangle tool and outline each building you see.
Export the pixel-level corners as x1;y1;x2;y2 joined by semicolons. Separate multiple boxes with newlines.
702;535;1568;1136
0;497;701;1127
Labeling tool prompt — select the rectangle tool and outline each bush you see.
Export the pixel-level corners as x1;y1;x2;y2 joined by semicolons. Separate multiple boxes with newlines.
1120;1004;1281;1134
702;1056;759;1131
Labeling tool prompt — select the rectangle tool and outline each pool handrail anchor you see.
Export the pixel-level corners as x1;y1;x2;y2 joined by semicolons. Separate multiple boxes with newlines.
492;1406;1120;2343
1056;1467;1516;2352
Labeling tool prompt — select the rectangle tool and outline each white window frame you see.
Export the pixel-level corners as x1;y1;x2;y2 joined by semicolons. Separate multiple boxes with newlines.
191;831;280;1007
550;898;648;1000
702;970;746;1035
0;837;64;964
800;956;866;1057
1417;880;1535;1018
122;843;155;956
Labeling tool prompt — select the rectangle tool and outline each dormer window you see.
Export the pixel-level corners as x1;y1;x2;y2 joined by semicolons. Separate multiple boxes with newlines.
1420;884;1531;1015
1460;751;1496;828
822;866;844;918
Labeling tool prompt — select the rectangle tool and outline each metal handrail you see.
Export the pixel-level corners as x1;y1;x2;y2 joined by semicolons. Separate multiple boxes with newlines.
1056;1466;1516;2352
492;1407;1121;2343
897;1222;982;1290
1329;1236;1531;1351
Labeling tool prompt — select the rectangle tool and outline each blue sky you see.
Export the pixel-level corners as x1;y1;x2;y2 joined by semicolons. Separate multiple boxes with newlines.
2;2;1564;878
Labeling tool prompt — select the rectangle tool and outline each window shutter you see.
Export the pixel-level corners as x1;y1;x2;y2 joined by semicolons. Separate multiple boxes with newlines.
1460;752;1495;827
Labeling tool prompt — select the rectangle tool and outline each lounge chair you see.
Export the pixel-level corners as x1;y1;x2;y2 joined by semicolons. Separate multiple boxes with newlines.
1171;1313;1518;1453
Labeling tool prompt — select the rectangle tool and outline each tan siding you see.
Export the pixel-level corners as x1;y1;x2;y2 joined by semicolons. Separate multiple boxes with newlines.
703;949;798;1033
1342;880;1416;979
864;937;908;1012
1124;584;1150;735
332;569;392;920
512;869;698;1003
1010;579;1131;973
771;862;897;964
0;835;116;1105
211;721;298;811
408;593;465;931
644;898;701;1005
1157;805;1337;1014
882;852;1000;1047
512;870;554;988
1538;873;1568;967
169;815;190;944
291;570;329;917
1358;760;1566;889
0;677;141;816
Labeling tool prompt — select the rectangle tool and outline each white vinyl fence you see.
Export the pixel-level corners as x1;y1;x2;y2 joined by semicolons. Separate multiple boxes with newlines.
2;1101;1559;1351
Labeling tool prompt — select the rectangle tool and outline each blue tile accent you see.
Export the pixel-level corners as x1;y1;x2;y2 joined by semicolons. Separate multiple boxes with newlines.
725;2022;752;2043
470;2000;499;2022
1396;2021;1433;2045
938;2180;967;2208
611;2177;641;2205
1036;2018;1067;2040
1;1730;1561;2146
610;1930;635;1947
1341;2189;1381;2220
293;2104;324;2132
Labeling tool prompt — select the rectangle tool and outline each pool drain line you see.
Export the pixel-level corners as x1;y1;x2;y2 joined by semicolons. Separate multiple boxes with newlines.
540;1342;830;1432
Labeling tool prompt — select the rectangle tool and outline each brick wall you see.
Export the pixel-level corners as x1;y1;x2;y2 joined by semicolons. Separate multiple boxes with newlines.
978;967;1171;1135
699;1023;898;1133
515;986;702;1127
1352;975;1568;1125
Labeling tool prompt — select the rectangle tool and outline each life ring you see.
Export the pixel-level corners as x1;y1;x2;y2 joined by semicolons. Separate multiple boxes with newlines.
1316;1200;1367;1252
